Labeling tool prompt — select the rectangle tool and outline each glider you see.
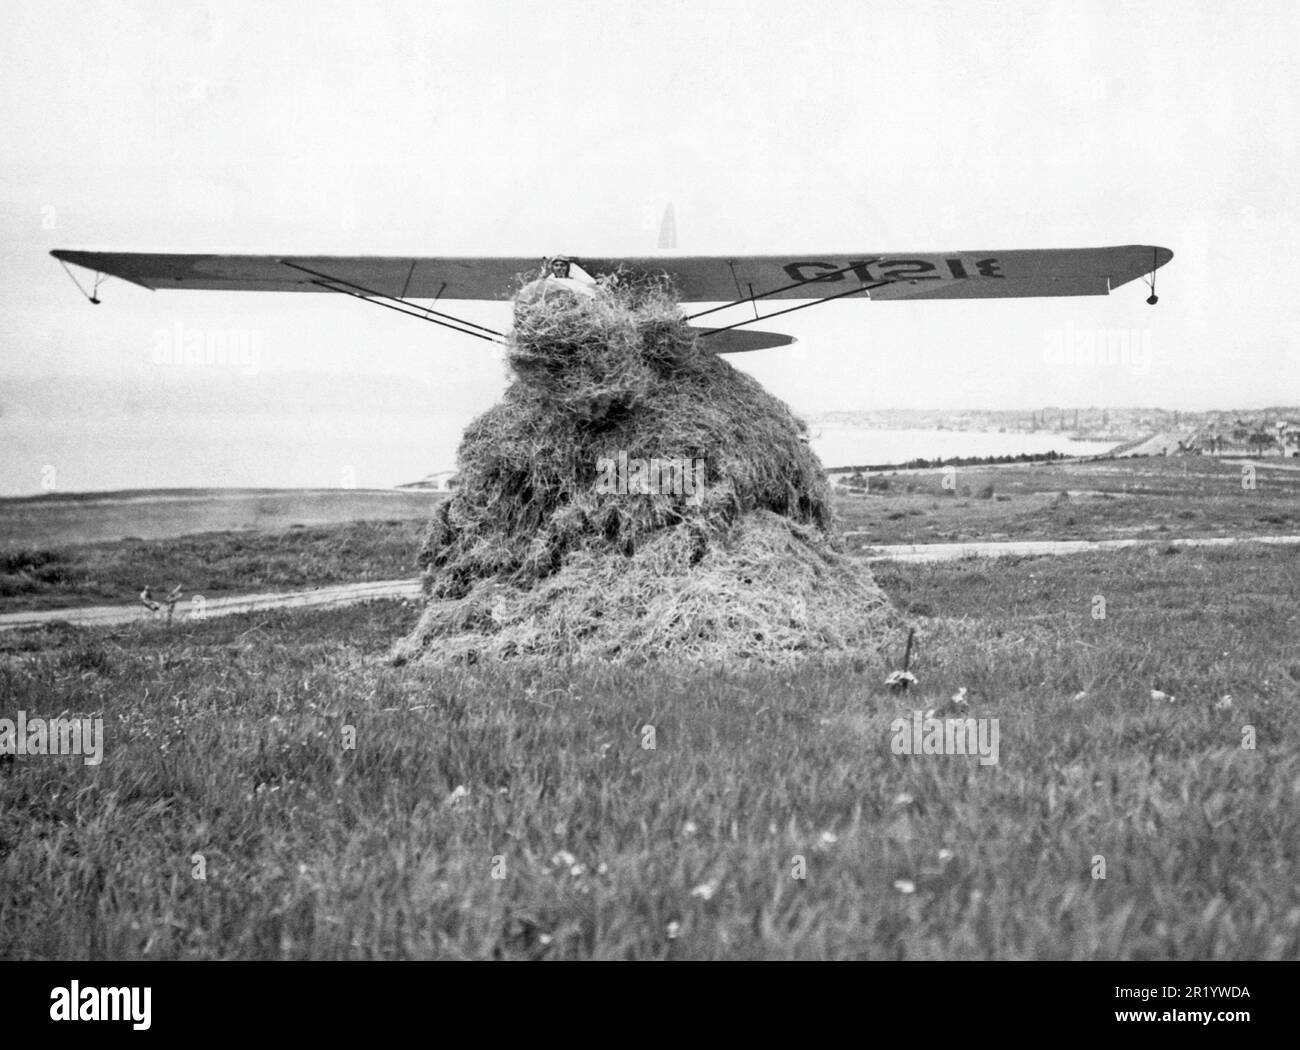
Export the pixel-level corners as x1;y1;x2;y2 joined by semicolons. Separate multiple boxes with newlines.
52;244;1172;353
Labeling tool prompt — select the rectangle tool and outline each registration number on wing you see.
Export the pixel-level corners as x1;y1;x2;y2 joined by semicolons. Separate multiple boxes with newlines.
782;258;1004;283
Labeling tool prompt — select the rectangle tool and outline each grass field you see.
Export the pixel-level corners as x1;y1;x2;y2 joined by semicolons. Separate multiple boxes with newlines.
2;456;1297;615
1;533;1296;958
0;488;445;549
0;520;428;612
836;456;1300;550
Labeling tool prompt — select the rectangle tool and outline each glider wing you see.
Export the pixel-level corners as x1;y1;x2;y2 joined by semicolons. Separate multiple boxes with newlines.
51;245;1171;303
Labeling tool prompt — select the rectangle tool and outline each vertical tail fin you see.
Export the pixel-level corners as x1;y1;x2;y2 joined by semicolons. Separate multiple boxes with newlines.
657;202;677;250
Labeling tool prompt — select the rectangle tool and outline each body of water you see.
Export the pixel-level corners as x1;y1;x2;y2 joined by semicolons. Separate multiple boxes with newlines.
0;411;467;497
0;412;1118;497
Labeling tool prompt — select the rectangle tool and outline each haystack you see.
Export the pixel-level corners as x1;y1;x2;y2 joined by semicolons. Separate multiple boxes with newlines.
392;271;903;666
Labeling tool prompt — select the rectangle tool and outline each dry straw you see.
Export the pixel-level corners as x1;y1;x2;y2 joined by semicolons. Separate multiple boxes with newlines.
393;271;903;666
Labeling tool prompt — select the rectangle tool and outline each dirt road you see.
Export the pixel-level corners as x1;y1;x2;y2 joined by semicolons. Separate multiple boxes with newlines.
0;578;423;632
851;533;1300;563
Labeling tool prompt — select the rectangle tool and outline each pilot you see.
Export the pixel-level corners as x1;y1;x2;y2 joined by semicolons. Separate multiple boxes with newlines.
541;255;597;299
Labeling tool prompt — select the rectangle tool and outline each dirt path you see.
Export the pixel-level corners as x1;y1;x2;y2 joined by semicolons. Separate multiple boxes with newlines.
3;534;1297;632
851;533;1300;563
0;578;423;632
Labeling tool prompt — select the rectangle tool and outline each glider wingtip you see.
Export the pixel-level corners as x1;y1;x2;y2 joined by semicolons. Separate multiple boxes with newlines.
50;248;94;266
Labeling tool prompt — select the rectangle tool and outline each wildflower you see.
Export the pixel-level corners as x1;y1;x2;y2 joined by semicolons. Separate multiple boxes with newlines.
690;879;719;901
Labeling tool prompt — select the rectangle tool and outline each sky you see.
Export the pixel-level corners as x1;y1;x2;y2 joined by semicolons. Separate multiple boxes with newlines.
1;0;1297;490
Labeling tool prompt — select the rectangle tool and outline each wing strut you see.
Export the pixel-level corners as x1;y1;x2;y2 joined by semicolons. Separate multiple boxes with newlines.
57;258;107;304
274;256;902;346
278;260;507;344
696;280;892;340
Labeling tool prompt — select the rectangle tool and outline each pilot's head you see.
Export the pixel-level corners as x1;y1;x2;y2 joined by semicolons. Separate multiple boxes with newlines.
548;256;571;278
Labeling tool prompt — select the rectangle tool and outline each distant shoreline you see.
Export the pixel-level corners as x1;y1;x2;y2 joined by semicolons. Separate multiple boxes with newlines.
825;448;1114;473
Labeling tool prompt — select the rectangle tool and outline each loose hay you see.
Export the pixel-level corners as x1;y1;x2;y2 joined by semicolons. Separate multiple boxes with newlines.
394;272;904;667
